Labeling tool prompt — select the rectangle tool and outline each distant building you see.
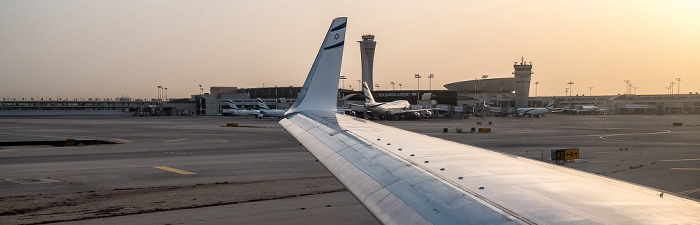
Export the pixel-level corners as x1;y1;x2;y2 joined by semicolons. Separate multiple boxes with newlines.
443;78;515;107
358;35;376;91
210;87;238;99
0;98;159;116
557;94;700;114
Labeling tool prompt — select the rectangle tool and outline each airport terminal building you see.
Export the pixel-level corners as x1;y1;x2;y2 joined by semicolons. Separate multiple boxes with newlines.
3;35;699;116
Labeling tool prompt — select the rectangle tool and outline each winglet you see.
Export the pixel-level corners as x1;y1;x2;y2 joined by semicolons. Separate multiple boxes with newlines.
286;17;347;114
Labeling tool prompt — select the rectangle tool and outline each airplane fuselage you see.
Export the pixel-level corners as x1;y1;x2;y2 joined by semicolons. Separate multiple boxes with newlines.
226;109;263;118
365;100;429;119
516;107;550;117
260;108;286;118
367;100;410;115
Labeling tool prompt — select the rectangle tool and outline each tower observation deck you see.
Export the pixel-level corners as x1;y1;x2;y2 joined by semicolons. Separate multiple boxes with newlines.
358;35;376;91
513;57;533;108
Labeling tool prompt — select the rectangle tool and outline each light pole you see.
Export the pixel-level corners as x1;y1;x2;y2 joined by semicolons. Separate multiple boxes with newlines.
199;85;203;116
567;81;574;96
589;87;593;96
164;87;168;102
391;82;395;91
399;83;402;90
480;75;487;116
565;88;569;97
623;80;631;103
535;82;539;97
375;84;380;90
415;74;421;104
628;83;633;95
474;78;479;99
356;80;361;89
339;75;346;89
670;82;675;95
428;74;434;95
157;86;163;103
675;78;681;95
633;86;637;95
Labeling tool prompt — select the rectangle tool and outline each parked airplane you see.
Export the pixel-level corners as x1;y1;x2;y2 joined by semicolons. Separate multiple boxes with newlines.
255;98;286;118
515;97;555;117
563;104;600;115
360;82;432;120
223;100;263;118
279;17;700;224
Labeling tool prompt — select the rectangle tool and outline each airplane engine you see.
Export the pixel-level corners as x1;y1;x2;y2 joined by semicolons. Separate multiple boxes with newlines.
413;112;420;118
424;110;432;117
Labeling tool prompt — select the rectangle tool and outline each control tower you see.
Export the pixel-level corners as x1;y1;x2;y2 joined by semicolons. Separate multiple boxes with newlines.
358;35;376;91
513;57;533;108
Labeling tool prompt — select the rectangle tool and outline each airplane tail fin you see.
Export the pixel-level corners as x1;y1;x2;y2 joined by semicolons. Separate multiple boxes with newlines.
256;98;271;110
362;82;376;103
286;17;347;114
228;99;238;109
546;97;556;109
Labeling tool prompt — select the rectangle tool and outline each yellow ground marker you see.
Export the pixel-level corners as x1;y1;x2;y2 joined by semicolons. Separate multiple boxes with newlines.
676;188;700;196
154;166;195;175
164;138;188;142
660;158;700;162
671;168;700;171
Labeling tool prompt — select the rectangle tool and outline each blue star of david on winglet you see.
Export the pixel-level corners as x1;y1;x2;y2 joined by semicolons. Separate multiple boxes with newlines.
334;33;340;40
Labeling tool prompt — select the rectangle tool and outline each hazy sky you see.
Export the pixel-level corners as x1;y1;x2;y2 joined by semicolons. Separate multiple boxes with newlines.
1;0;699;100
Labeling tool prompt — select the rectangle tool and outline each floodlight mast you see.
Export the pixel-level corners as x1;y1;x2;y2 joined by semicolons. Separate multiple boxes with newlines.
415;74;422;104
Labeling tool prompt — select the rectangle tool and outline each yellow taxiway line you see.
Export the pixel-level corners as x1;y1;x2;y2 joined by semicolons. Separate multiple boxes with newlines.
660;158;700;162
676;188;700;196
153;166;195;175
671;168;700;171
112;138;133;143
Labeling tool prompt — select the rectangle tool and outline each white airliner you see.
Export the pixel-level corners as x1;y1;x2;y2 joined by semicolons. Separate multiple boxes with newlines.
223;100;263;118
563;104;600;115
361;82;432;120
255;98;286;118
279;17;700;224
515;97;555;117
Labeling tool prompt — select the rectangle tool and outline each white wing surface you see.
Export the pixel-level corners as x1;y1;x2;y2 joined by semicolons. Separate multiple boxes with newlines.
281;17;700;224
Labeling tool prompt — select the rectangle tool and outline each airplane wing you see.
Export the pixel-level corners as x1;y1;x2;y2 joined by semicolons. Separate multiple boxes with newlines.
282;111;700;224
402;108;436;113
281;17;700;224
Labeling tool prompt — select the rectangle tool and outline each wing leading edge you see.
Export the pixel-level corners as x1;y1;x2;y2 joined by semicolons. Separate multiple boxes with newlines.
280;17;700;224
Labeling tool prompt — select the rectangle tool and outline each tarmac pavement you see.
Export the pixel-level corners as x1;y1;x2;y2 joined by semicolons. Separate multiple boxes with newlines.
1;114;698;224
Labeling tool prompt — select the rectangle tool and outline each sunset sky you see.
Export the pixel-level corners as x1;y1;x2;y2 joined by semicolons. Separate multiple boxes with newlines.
1;0;699;100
